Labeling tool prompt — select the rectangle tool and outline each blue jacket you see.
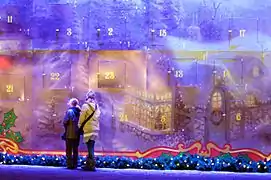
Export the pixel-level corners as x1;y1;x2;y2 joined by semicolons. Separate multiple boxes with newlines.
63;106;81;139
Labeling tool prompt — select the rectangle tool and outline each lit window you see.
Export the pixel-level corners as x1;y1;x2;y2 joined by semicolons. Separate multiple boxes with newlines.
211;92;222;110
246;95;256;107
252;66;260;77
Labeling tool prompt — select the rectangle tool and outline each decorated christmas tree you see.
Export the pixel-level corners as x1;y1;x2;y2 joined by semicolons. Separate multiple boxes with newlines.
0;109;24;143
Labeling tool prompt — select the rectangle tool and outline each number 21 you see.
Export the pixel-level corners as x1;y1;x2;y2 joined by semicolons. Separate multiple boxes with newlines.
6;84;13;93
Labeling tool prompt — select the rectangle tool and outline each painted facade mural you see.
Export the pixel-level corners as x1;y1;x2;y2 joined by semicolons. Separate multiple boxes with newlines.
0;0;270;161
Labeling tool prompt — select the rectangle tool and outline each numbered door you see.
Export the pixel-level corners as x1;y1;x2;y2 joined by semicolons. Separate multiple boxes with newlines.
97;60;126;89
207;89;228;146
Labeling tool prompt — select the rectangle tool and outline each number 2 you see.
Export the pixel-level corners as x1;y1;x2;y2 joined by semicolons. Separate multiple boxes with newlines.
108;28;113;36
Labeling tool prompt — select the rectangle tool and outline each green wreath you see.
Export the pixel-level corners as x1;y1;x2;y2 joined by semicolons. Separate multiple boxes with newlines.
210;110;223;126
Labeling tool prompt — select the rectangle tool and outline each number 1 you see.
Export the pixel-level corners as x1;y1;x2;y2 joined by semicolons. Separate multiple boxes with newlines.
7;16;12;23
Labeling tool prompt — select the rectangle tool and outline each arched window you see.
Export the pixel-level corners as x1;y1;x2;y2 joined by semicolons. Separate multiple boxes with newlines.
246;94;256;107
211;92;222;110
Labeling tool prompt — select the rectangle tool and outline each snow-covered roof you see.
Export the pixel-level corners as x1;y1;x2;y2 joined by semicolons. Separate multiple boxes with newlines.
165;33;271;52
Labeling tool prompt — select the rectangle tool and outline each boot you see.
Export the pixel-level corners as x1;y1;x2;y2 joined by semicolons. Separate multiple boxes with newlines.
66;156;74;169
81;156;96;171
73;156;78;169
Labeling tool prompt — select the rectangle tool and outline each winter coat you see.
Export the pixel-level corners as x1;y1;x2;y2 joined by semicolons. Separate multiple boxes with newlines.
63;106;81;139
79;102;101;143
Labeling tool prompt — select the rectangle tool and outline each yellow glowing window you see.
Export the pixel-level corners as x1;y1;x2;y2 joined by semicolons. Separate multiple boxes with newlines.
211;92;222;110
246;95;256;107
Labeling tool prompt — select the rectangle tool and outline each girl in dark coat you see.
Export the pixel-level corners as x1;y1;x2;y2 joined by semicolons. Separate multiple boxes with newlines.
63;98;81;169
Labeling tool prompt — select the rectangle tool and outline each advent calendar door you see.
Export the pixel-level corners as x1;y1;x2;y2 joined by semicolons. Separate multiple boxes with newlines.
0;74;25;101
44;55;71;90
230;17;258;45
98;60;126;89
